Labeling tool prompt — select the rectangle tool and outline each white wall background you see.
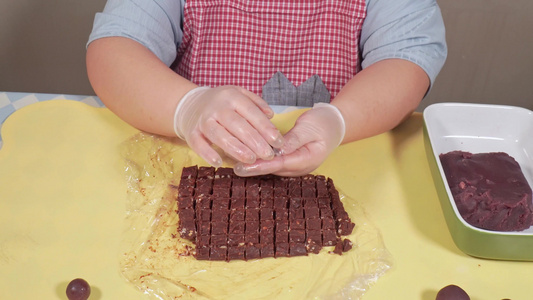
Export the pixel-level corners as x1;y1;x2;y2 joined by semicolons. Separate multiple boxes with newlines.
1;0;531;111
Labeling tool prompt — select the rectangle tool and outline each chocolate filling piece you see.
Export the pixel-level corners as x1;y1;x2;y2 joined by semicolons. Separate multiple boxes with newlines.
176;166;356;261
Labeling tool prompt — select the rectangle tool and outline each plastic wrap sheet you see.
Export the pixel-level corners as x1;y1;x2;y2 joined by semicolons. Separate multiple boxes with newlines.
119;132;393;300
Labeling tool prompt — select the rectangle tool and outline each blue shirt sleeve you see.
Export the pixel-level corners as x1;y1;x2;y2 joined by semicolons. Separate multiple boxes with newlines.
87;0;184;67
361;0;448;87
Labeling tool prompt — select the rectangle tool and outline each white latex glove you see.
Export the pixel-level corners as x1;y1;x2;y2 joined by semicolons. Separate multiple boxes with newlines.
174;86;284;167
234;102;345;177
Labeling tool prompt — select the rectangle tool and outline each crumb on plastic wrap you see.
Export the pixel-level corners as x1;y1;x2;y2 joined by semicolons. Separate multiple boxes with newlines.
119;132;393;300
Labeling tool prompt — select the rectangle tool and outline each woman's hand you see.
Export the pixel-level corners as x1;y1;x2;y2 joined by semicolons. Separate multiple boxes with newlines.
174;86;284;167
234;103;345;176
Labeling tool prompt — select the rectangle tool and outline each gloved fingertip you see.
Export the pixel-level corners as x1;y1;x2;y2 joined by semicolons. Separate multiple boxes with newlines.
258;105;274;118
261;148;275;160
242;153;256;165
271;133;284;149
209;157;223;168
233;163;248;177
234;162;264;177
226;149;256;165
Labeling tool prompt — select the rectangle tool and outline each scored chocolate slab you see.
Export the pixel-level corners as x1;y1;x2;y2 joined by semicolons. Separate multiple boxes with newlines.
176;166;355;261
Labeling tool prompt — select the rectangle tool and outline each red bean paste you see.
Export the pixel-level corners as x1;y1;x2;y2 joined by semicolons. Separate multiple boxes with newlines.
440;151;533;231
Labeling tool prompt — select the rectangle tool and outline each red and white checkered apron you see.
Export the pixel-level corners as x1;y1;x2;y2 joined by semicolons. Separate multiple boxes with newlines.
173;0;366;100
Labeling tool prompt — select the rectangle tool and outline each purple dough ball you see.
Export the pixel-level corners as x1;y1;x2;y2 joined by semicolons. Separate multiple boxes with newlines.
436;285;470;300
66;278;91;300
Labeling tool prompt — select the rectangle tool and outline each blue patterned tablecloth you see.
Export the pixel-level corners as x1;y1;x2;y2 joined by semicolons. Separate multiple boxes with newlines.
0;92;104;149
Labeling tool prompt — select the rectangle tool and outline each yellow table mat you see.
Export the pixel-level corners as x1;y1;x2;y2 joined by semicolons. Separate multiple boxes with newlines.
0;100;531;299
